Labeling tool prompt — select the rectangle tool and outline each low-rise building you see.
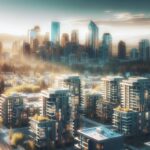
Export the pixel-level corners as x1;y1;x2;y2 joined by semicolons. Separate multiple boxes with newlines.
75;126;123;150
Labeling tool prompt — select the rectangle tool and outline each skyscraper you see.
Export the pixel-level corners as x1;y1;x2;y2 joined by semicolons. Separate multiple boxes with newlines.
28;26;41;43
101;33;112;60
118;41;126;59
130;48;139;60
139;39;150;61
28;26;41;54
88;21;99;52
71;30;79;44
61;33;69;47
51;22;60;45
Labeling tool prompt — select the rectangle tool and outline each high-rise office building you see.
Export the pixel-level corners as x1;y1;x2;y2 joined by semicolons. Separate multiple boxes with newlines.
28;26;41;43
139;39;150;61
61;33;69;47
51;22;60;45
28;26;41;54
101;33;112;60
71;30;79;44
118;41;126;59
88;21;99;51
130;48;139;60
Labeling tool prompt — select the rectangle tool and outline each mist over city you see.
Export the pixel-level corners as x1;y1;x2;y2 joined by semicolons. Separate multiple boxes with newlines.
0;0;150;150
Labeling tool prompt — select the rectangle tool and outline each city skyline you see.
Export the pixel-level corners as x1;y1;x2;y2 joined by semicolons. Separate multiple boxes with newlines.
0;0;150;45
0;1;150;150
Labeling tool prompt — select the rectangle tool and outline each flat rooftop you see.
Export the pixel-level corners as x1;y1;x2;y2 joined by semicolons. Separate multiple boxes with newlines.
41;88;69;98
78;126;122;142
121;77;149;85
101;76;124;81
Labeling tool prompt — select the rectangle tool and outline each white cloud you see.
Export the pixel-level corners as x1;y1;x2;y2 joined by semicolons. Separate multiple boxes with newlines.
104;10;112;13
114;12;145;21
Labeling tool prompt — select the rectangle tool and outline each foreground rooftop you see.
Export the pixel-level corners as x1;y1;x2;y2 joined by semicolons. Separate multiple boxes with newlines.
78;125;122;142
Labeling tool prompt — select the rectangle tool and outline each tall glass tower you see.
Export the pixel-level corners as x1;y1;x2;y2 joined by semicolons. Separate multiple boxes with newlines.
118;40;126;59
139;39;150;61
51;22;60;45
100;33;112;61
88;21;99;50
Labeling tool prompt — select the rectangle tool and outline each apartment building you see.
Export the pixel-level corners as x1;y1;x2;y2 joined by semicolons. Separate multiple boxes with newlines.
113;107;139;136
113;77;150;135
0;93;42;127
101;76;124;104
41;88;73;142
29;115;56;148
97;76;124;122
120;77;150;111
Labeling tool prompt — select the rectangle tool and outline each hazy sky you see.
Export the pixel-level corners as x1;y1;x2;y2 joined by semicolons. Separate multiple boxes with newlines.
0;0;150;45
